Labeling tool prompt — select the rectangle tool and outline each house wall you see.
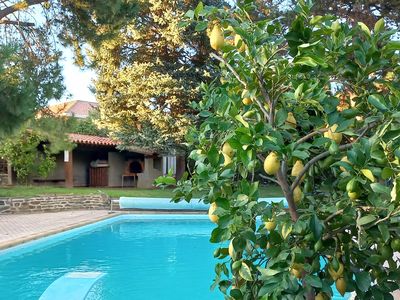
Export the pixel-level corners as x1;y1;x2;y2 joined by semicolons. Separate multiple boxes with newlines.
108;152;125;187
137;157;162;188
0;160;9;186
0;174;8;186
73;151;92;186
46;154;66;181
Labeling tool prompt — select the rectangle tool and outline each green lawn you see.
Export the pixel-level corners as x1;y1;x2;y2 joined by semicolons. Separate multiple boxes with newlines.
0;184;283;198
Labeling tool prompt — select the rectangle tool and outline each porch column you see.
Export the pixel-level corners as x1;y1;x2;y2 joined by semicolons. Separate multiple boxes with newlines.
7;162;12;185
64;150;73;188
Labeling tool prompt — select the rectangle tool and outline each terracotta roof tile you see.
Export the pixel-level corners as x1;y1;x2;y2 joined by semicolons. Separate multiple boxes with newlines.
68;134;156;155
68;133;119;146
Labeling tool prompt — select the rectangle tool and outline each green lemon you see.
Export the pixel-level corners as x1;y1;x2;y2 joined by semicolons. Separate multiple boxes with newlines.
380;244;393;260
390;238;400;251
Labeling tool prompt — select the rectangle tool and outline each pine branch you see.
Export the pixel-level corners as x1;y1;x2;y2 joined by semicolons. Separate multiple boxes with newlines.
0;19;35;26
0;0;47;20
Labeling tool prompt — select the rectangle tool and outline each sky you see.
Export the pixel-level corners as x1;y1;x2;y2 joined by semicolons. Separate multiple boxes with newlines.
26;4;96;104
60;48;96;103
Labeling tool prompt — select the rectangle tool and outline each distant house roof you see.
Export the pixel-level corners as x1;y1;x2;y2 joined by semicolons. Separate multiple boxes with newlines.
68;133;155;155
49;100;98;118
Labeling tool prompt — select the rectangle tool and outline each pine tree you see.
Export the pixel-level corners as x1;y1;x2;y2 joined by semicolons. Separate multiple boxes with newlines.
0;0;137;136
92;0;222;153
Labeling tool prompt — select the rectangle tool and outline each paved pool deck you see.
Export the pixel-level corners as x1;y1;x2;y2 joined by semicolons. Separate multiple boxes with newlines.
0;210;117;249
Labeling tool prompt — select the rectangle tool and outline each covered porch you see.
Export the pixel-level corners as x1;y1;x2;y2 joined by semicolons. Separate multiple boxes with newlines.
51;134;164;189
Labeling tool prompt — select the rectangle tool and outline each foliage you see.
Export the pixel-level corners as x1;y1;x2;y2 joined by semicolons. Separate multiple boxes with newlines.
68;110;109;137
0;42;63;137
251;0;400;30
0;0;137;136
91;0;223;153
309;0;400;29
158;1;400;299
0;116;74;183
0;131;55;183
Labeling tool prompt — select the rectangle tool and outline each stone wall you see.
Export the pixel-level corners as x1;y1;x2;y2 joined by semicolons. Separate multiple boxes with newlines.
0;174;8;186
0;194;110;214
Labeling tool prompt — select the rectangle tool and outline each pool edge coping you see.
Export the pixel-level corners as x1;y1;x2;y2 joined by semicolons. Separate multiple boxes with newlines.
0;209;207;255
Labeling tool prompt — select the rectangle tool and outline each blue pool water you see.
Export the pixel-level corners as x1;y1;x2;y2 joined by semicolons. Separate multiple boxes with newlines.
0;215;348;299
0;215;219;300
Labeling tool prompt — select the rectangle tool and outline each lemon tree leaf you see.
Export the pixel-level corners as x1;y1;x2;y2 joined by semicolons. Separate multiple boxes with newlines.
239;262;253;281
357;215;376;226
281;223;292;239
358;22;371;36
374;18;384;33
235;115;249;128
258;267;282;279
361;169;375;182
381;167;394;180
368;94;388;112
370;183;391;195
355;272;371;292
305;275;322;288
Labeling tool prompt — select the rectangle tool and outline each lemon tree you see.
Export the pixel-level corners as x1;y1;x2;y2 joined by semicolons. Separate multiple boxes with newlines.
157;1;400;299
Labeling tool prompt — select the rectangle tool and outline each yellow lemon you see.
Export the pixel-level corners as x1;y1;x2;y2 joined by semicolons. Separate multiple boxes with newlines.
208;203;219;223
222;153;232;166
339;156;350;172
291;160;304;179
264;219;276;231
210;25;224;51
286;112;297;128
234;34;246;52
242;97;252;105
348;191;359;200
222;142;234;157
324;124;342;144
263;152;280;175
293;186;303;205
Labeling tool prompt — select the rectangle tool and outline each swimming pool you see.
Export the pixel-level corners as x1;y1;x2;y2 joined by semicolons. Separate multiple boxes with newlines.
0;214;348;299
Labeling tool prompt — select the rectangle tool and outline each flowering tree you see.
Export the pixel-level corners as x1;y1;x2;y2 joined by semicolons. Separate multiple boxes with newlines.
158;1;400;299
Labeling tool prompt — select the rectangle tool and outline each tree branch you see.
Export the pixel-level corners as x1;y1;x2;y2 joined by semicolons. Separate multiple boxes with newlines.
0;19;35;26
277;168;299;221
291;143;354;191
210;52;270;122
365;208;400;230
322;224;352;241
254;73;273;123
295;128;328;146
259;174;280;185
291;121;379;191
210;52;246;87
324;209;344;224
0;0;47;20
